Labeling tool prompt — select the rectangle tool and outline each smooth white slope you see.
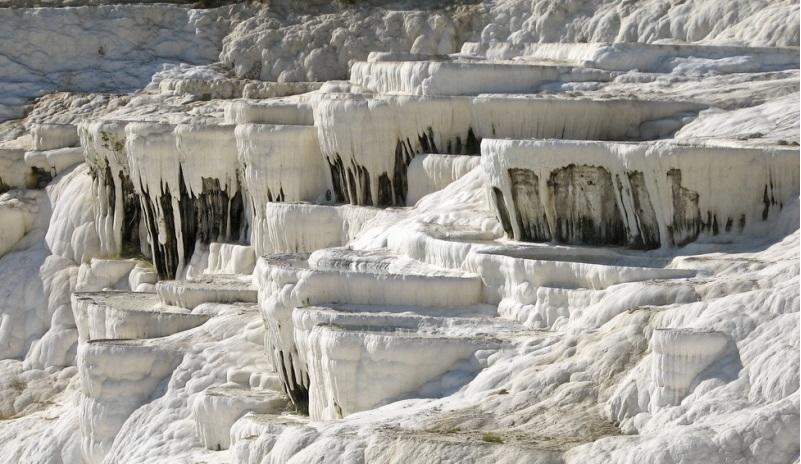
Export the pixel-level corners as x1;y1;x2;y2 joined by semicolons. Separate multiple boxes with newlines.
0;5;239;121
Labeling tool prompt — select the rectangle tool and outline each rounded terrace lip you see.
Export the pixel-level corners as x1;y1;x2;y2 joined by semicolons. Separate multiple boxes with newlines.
0;5;798;463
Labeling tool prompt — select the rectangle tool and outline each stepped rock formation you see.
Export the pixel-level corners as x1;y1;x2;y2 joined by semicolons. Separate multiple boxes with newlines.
0;1;799;463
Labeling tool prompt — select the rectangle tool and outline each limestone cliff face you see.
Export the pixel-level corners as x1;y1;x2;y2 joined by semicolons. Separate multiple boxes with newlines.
221;0;800;83
2;0;797;121
0;4;242;121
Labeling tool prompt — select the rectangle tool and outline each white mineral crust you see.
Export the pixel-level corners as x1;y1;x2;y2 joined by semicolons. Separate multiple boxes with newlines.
0;1;798;463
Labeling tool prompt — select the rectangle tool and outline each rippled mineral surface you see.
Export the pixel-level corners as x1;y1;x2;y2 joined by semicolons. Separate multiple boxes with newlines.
0;0;798;463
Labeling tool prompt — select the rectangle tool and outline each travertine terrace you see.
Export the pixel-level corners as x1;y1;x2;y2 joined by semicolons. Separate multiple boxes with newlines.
0;1;799;463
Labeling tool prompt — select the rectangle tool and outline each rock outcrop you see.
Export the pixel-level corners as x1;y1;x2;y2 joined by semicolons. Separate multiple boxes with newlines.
0;2;799;464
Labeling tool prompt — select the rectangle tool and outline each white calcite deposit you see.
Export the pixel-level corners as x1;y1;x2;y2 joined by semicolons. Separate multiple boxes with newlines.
649;328;731;410
406;153;481;205
24;146;85;178
71;291;208;342
157;274;258;309
192;385;287;451
350;59;613;96
0;1;798;464
127;121;247;279
0;4;242;121
253;202;387;256
30;124;79;151
0;189;41;257
463;41;801;73
294;304;504;420
0;147;36;190
77;340;182;464
313;92;703;205
224;97;315;126
78;119;140;258
235;123;328;209
482;138;799;247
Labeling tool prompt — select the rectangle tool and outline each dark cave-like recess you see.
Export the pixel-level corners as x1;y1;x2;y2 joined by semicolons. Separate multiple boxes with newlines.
492;164;759;249
138;170;246;280
626;171;661;249
547;164;627;246
509;168;551;242
326;126;482;207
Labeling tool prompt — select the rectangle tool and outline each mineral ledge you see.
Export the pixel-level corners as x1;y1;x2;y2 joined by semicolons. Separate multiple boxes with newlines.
0;1;799;463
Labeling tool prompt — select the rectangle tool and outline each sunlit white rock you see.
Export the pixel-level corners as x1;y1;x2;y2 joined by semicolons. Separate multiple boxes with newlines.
256;251;482;409
124;121;183;270
185;242;257;278
77;340;181;464
229;413;309;464
24;147;84;178
0;5;799;462
157;274;258;310
192;385;287;450
350;59;612;96
255;202;388;256
482;138;800;248
675;93;801;146
406;153;481;205
76;258;139;292
236;123;327;204
242;81;323;100
294;304;501;420
314;93;703;205
207;243;256;275
468;247;695;305
235;123;330;254
0;5;234;122
0;148;34;190
30;124;79;151
224;97;315;125
463;42;800;73
79;120;142;258
127;122;245;279
0;189;40;258
128;263;158;291
71;291;208;342
44;164;102;265
650;328;730;410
